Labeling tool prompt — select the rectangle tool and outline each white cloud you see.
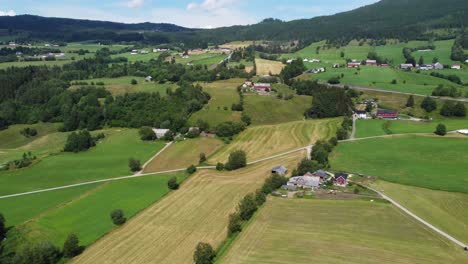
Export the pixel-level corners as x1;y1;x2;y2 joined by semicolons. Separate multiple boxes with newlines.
187;0;240;11
126;0;145;9
0;10;16;16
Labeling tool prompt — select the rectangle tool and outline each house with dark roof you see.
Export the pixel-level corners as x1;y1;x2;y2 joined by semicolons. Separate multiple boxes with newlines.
334;173;349;187
311;170;329;181
272;166;288;176
377;109;398;119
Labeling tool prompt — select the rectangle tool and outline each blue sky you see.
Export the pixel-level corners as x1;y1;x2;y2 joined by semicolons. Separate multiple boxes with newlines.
0;0;379;28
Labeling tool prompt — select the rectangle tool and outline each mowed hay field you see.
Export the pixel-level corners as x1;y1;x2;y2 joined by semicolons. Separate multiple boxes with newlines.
330;135;468;193
243;95;311;125
209;118;341;164
220;198;468;264
72;151;304;264
255;58;284;76
369;180;468;243
143;137;223;172
190;79;244;128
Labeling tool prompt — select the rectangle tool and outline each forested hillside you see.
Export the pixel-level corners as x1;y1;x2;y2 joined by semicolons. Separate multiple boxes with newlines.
1;0;467;45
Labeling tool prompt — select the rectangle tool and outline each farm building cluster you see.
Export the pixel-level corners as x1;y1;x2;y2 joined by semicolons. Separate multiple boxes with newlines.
400;62;462;70
272;166;350;191
242;81;272;94
354;99;398;120
347;59;389;68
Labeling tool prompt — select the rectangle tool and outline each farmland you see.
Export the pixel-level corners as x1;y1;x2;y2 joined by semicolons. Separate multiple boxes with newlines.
175;52;227;66
0;129;165;195
70;76;176;96
330;135;468;193
143;137;223;172
368;180;468;243
355;118;468;138
189;79;244;128
243;95;310;125
255;58;284;76
72;151;304;264
220;198;467;264
208;118;341;164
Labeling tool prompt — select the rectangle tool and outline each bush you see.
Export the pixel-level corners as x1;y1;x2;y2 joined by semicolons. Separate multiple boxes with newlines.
63;233;81;258
131;79;138;85
328;137;338;146
215;121;245;138
241;113;252;126
110;209;126;225
187;165;197;174
435;123;447;136
13;242;61;264
193;242;216;264
64;130;96;153
199;153;206;164
254;189;266;206
227;212;242;235
225;150;247;171
328;77;340;84
20;127;38;137
261;174;288;194
406;95;415;107
238;193;257;221
0;213;5;241
128;158;141;172
139;126;156;141
163;130;175;141
216;162;224;171
167;177;180;190
421;97;437;112
353;187;360;194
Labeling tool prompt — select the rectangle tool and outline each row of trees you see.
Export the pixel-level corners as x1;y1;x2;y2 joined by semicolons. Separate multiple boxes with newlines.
420;96;466;117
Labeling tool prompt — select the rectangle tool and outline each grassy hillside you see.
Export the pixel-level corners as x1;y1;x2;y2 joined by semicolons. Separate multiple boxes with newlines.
220;198;467;264
0;123;61;149
189;79;244;128
330;135;468;193
243;95;310;125
0;129;165;195
255;59;284;76
208;118;341;164
72;152;304;264
369;180;468;243
143;137;223;172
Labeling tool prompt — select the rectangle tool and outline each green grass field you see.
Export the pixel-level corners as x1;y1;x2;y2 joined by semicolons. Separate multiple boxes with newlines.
175;53;226;66
355;119;468;138
16;173;185;247
70;76;176;96
369;180;468;243
330;135;468;193
0;128;165;195
220;198;467;264
243;95;310;125
189;79;244;128
0;123;68;164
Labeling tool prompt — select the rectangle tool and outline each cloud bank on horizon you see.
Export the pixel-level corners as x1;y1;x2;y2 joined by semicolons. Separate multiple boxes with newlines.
0;0;379;28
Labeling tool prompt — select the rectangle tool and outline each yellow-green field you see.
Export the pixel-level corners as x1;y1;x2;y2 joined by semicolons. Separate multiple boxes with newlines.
220;198;468;264
208;118;341;164
70;76;176;96
255;58;284;76
219;41;254;49
190;79;244;128
143;137;223;172
369;180;468;243
72;151;304;264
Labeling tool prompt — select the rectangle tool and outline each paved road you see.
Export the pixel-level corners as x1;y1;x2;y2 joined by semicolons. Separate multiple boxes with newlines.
367;186;467;249
321;82;468;103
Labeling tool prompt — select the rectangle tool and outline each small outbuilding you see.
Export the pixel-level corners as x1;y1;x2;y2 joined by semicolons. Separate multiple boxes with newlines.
272;166;288;176
152;128;170;139
334;173;349;187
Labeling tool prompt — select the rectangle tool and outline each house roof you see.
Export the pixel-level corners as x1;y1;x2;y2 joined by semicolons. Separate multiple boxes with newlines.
312;170;328;178
335;173;349;180
288;176;320;187
272;166;287;174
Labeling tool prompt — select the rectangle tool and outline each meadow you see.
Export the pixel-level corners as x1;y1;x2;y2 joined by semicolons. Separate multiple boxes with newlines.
219;41;254;49
72;152;304;264
208;118;341;164
70;76;176;96
220;198;467;264
175;52;227;66
330;135;468;193
143;137;223;172
0;129;165;195
243;95;310;125
369;180;468;243
0;123;67;164
255;58;284;76
355;118;468;138
189;79;244;128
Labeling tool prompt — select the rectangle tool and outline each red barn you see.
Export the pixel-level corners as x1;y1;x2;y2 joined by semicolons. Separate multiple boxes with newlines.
254;83;271;92
334;173;349;187
347;62;361;68
377;109;398;119
366;60;377;66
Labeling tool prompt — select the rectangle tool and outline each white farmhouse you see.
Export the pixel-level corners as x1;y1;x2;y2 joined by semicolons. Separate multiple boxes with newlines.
152;129;170;139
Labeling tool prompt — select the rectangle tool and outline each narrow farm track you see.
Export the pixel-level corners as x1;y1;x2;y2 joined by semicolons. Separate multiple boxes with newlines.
367;186;467;249
72;152;304;264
